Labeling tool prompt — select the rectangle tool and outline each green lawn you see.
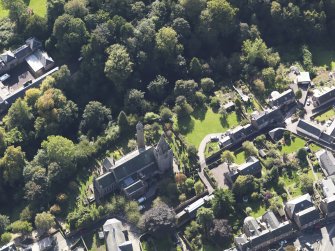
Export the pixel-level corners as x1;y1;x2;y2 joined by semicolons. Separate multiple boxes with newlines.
281;137;306;154
315;108;335;123
178;107;239;148
241;201;267;218
0;2;8;18
0;0;46;18
235;150;246;164
309;143;321;152
142;237;176;251
28;0;47;17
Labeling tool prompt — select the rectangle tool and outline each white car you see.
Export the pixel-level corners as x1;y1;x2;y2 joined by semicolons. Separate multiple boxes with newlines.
137;196;146;204
139;205;145;211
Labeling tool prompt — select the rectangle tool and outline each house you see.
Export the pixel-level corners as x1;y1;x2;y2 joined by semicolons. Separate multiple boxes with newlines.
312;86;335;107
296;72;311;86
268;128;285;141
235;211;294;251
0;242;16;251
296;119;322;141
268;89;296;108
251;108;283;130
320;195;335;218
0;38;54;76
225;156;262;184
93;122;173;201
223;101;235;112
219;123;256;150
285;193;314;219
103;218;133;251
316;150;335;177
293;206;320;230
321;178;335;198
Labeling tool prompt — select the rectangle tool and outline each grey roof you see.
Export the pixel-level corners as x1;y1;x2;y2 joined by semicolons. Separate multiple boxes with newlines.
317;150;335;176
237;156;262;176
251;108;283;128
112;147;156;181
13;45;31;59
295;206;320;226
103;157;114;170
321;178;335;197
297;120;322;139
268;128;285;141
96;172;117;189
262;211;280;229
285;193;313;218
123;179;145;196
156;135;170;153
243;124;255;136
315;87;335;105
269;89;295;107
0;51;15;63
322;195;335;214
103;218;133;251
26;37;42;51
243;216;261;237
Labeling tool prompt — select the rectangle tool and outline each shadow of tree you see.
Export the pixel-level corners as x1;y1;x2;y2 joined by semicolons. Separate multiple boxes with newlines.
178;115;195;135
192;105;207;121
220;115;228;128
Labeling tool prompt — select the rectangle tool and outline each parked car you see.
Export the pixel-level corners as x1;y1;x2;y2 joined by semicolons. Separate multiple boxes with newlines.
210;136;219;142
138;196;146;204
305;242;313;250
139;205;145;211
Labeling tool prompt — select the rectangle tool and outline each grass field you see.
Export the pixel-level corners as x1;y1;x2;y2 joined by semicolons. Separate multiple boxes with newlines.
0;0;46;18
204;142;220;158
281;137;306;154
178;107;239;148
235;150;246;164
315;108;335;123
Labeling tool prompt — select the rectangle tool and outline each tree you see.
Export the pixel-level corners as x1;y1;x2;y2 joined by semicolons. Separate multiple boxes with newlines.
295;90;302;99
160;107;173;122
0;232;11;246
80;101;112;138
221;150;236;165
124;89;149;114
209;219;232;245
117;111;129;134
1;146;26;186
253;79;265;95
0;214;10;234
200;78;214;94
4;98;33;132
233;175;258;197
174;79;198;102
189;57;202;79
155;27;181;61
194;180;204;195
297;148;308;164
35;212;55;234
105;44;133;89
211;188;235;218
300;174;314;194
140;202;176;237
9;220;32;236
242;141;258;157
53;14;88;57
147;75;169;100
196;207;214;235
180;0;206;22
64;0;88;18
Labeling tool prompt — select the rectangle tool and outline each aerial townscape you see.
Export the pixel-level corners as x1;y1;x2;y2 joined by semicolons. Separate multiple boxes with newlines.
2;1;335;251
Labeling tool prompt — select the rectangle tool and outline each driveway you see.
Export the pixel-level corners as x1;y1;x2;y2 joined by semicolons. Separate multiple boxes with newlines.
197;133;222;194
209;162;230;188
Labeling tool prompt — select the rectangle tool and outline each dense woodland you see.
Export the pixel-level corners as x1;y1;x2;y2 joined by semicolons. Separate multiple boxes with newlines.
0;0;335;246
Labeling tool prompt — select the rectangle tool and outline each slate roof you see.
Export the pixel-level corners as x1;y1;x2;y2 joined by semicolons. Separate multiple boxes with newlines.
13;45;32;59
237;156;262;176
317;150;335;176
243;216;261;237
103;157;114;170
296;120;322;139
96;172;117;189
285;193;313;219
156;135;170;153
314;87;335;105
321;178;335;197
123;179;145;196
26;37;42;51
0;51;15;63
295;206;320;226
251;108;283;128
112;147;156;181
243;124;255;136
262;211;280;229
103;218;133;251
269;89;295;107
322;195;335;215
